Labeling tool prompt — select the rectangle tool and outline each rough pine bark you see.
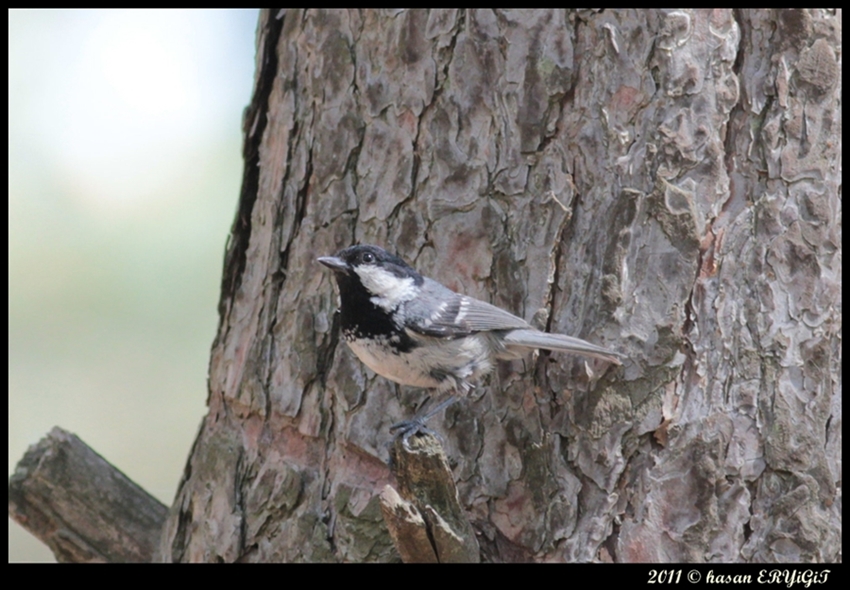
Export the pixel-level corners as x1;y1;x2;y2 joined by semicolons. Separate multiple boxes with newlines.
157;9;841;562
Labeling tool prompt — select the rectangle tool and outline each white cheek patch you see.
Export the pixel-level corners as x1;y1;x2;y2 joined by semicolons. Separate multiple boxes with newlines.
355;265;417;311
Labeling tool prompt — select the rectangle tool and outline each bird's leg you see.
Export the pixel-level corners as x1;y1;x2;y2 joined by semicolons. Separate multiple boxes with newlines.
389;395;460;448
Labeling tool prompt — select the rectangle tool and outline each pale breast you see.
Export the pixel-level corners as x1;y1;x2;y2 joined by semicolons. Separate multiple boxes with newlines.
345;332;495;394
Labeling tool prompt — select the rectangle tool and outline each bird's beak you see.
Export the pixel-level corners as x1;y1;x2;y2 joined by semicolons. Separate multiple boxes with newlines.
318;256;349;273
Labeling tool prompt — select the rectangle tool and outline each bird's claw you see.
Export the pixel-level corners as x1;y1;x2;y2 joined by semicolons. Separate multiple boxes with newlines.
389;419;444;448
388;395;458;448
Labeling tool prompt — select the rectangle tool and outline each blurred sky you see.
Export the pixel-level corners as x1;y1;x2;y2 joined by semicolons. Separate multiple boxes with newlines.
9;9;260;562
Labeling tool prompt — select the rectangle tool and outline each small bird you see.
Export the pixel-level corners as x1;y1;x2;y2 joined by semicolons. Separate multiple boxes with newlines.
319;244;622;442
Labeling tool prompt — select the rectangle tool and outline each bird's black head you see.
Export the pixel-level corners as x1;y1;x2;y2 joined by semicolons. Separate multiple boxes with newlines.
318;245;423;312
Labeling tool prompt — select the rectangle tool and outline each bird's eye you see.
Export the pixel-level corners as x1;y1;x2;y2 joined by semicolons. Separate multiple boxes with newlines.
361;252;375;264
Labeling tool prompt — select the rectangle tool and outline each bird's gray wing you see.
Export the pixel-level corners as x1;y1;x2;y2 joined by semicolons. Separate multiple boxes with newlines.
405;279;530;338
404;280;624;364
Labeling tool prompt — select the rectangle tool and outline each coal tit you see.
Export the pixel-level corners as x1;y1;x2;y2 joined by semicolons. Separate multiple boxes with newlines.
319;244;622;440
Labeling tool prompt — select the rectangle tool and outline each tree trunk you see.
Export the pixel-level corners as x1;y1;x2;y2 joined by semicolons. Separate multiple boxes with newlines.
157;9;841;562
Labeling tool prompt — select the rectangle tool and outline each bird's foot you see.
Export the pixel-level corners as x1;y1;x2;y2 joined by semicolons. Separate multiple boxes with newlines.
388;396;459;449
389;419;443;447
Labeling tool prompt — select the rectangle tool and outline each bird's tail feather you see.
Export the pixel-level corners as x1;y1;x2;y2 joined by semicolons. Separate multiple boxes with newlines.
502;329;623;364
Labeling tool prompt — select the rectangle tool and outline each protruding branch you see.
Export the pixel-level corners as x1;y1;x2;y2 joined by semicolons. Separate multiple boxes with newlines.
8;427;168;563
379;434;479;563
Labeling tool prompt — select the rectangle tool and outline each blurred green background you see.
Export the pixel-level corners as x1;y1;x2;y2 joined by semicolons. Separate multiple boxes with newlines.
9;9;260;561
